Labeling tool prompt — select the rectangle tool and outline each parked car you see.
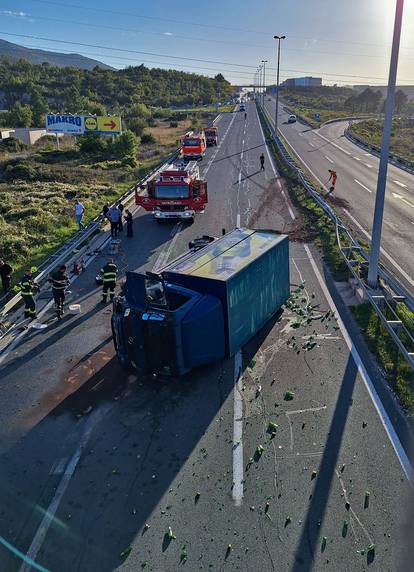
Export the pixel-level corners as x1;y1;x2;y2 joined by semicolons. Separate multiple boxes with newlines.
288;114;297;123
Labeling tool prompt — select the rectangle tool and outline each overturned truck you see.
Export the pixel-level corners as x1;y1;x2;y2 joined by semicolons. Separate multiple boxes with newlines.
112;228;290;377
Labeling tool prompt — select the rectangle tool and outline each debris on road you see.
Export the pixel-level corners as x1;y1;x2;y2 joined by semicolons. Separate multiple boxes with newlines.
267;422;278;434
226;544;233;558
120;546;132;558
248;359;256;369
285;516;291;527
180;544;188;563
255;445;264;460
364;491;370;508
195;492;201;503
284;391;295;401
321;537;327;552
311;470;317;480
342;521;348;538
167;526;176;540
256;384;262;397
143;523;150;533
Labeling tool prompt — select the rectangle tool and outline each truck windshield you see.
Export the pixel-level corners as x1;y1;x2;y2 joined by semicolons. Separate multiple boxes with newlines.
205;131;215;136
183;138;200;147
155;185;189;199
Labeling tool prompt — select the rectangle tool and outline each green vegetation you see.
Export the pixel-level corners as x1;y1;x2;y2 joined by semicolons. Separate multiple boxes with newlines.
351;304;414;416
349;117;414;164
0;59;233;128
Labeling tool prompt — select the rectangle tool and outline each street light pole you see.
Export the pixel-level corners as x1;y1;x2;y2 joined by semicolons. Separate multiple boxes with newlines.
368;0;404;288
261;60;267;109
258;65;262;102
274;35;286;137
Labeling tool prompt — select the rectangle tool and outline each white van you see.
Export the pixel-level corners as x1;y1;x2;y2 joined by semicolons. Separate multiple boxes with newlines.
288;114;297;123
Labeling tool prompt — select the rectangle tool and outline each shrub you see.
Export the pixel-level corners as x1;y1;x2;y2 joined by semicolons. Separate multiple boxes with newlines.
3;163;37;181
141;132;156;145
0;136;27;153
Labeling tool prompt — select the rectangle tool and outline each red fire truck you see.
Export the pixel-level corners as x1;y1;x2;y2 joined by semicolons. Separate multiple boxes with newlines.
181;131;206;160
135;160;208;222
204;126;218;146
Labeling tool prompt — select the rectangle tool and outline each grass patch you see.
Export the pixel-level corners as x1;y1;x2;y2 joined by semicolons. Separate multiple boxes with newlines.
349;117;414;164
351;304;414;416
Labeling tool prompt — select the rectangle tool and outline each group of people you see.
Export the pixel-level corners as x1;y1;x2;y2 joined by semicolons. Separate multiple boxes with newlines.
73;200;134;238
102;202;134;238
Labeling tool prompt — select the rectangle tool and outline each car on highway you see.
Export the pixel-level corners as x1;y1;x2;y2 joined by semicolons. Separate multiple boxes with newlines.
288;114;297;123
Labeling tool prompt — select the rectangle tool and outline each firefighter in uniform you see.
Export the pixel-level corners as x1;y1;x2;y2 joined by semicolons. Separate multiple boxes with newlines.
49;265;69;318
101;259;118;303
21;269;38;319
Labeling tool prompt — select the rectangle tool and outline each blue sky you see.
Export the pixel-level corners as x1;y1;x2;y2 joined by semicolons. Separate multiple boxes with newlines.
1;0;414;86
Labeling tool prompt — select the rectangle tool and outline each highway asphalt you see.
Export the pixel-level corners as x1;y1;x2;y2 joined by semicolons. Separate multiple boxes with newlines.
263;95;414;294
0;102;411;572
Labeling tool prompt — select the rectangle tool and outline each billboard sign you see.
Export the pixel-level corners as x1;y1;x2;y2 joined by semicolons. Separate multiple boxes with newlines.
46;115;122;135
45;114;84;134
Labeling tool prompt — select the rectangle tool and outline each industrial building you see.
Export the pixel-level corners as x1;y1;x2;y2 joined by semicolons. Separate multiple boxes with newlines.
281;77;322;88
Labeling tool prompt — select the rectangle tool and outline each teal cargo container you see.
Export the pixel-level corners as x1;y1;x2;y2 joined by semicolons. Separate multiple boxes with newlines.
163;228;290;356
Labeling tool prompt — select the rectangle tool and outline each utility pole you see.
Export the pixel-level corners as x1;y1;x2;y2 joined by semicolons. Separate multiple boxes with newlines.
273;35;286;137
261;60;267;109
258;65;262;103
368;0;404;288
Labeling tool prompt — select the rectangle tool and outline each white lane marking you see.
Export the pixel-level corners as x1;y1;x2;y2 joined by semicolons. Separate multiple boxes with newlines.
325;155;334;164
343;209;414;288
281;135;328;192
20;406;111;572
354;179;372;193
256;107;296;221
364;163;373;169
314;130;351;155
240;150;244;160
277;179;282;190
238;172;242;184
394;180;407;188
232;350;244;506
303;244;413;485
353;156;361;161
236;214;241;227
364;153;373;157
152;222;182;272
392;192;414;209
309;141;315;148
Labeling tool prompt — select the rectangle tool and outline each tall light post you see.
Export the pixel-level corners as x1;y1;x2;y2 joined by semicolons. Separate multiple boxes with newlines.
273;35;286;137
258;65;262;102
261;60;268;108
368;0;404;288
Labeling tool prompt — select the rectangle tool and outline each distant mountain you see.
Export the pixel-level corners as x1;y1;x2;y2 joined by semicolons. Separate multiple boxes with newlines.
0;39;113;71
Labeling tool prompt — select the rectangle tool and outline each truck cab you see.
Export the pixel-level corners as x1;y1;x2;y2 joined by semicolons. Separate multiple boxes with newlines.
135;160;208;222
204;126;218;146
181;131;206;160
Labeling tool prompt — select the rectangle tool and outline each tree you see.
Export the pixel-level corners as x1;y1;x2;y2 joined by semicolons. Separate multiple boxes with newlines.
111;130;138;160
76;133;107;154
126;117;147;137
394;90;408;114
8;102;33;127
30;90;49;126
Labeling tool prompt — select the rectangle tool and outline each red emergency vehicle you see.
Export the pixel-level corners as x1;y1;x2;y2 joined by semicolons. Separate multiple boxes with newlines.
181;131;206;160
135;160;208;222
204;126;218;146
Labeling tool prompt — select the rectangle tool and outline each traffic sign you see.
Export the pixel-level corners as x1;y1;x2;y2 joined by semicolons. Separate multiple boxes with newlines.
84;117;98;131
45;114;122;135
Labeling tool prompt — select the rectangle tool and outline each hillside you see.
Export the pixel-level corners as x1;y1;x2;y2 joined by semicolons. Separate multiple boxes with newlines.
0;59;233;122
0;39;113;71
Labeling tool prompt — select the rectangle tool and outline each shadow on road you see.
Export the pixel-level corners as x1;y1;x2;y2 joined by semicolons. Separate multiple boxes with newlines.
290;354;358;571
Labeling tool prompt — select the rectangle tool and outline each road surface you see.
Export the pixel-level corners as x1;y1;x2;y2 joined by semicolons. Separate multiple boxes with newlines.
264;95;414;294
0;103;411;572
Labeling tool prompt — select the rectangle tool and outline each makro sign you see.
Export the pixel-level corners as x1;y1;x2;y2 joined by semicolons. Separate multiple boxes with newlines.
46;114;84;134
46;114;122;135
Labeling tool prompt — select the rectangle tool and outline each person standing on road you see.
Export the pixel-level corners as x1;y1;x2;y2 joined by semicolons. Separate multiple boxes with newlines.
117;202;124;232
100;259;118;303
102;203;110;220
20;269;39;320
0;259;13;294
75;201;85;230
244;112;247;120
260;153;265;171
107;205;121;238
49;264;69;318
328;169;337;194
124;209;133;238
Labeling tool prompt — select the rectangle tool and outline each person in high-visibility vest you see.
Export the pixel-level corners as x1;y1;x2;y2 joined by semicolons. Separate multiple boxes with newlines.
328;169;337;193
20;269;39;319
49;265;69;318
100;259;118;303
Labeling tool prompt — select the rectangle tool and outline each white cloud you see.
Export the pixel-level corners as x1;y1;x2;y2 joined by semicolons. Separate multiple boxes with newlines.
163;32;173;36
2;10;30;18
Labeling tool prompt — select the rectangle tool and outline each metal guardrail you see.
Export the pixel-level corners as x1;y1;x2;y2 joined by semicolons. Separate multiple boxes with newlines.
258;100;414;369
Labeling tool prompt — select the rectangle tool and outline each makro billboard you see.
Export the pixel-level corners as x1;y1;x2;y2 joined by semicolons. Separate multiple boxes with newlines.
46;115;122;135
